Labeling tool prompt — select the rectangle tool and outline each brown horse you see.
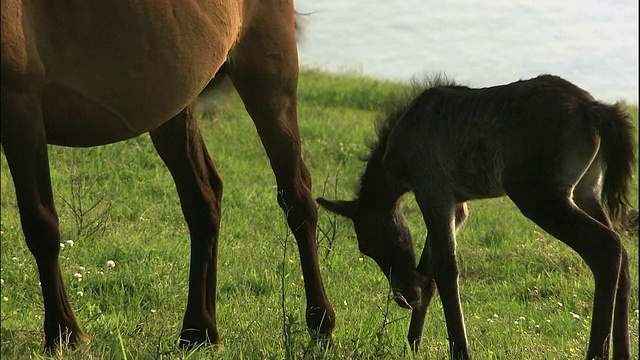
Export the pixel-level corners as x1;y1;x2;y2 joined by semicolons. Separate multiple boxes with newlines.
1;0;334;351
318;75;635;359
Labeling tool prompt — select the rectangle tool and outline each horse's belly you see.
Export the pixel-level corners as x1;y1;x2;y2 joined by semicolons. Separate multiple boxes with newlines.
30;0;243;147
42;83;161;147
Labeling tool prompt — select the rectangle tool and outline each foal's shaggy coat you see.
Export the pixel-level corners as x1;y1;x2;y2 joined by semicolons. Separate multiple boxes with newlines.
318;74;635;359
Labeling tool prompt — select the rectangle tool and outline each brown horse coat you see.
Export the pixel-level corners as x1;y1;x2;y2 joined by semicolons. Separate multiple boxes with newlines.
2;0;334;350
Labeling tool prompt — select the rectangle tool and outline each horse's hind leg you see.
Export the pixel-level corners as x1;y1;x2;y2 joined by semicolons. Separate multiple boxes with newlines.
149;103;223;347
573;160;630;359
227;3;335;342
2;80;86;349
506;178;622;359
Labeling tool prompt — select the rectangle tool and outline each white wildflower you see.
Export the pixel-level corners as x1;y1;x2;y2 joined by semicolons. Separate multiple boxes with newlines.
106;260;116;268
570;311;580;320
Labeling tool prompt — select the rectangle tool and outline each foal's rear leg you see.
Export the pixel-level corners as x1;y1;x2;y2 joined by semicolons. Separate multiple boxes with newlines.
573;162;630;360
149;103;223;346
409;203;468;351
2;83;86;349
506;179;622;360
227;5;335;342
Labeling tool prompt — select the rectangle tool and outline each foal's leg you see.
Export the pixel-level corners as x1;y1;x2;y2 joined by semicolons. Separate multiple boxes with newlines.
412;184;471;359
227;5;335;342
409;203;468;351
506;180;622;360
2;81;86;348
149;103;223;346
573;164;630;360
408;235;436;351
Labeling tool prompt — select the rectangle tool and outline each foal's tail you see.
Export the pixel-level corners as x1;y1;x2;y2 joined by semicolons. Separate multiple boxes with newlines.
589;102;636;222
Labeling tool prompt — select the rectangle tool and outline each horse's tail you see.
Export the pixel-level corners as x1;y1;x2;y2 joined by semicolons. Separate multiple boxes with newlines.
588;102;636;222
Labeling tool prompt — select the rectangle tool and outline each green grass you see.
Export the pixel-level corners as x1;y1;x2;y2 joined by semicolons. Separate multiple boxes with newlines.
1;69;638;359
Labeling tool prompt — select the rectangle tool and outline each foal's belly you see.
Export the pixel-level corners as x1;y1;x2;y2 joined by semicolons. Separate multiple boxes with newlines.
450;163;507;201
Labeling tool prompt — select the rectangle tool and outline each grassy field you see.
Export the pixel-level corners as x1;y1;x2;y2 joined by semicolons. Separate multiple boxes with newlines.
1;70;638;359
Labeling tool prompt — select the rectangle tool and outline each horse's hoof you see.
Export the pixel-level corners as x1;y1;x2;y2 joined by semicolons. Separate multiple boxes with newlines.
43;328;89;354
178;328;220;350
310;333;333;351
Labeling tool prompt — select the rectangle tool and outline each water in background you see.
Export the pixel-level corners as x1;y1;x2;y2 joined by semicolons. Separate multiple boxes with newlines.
296;0;639;105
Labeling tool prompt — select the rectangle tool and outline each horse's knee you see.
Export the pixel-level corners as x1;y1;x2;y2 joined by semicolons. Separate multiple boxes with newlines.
21;206;61;258
432;253;460;284
276;184;317;231
590;236;623;286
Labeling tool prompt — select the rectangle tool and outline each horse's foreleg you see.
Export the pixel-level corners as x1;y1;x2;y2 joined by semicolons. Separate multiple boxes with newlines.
150;103;223;347
408;234;436;351
1;87;86;350
409;202;469;352
228;5;335;343
413;187;471;359
408;278;436;351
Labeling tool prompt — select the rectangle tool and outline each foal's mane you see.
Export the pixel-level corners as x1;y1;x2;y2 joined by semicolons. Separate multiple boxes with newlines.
354;74;459;197
363;73;459;162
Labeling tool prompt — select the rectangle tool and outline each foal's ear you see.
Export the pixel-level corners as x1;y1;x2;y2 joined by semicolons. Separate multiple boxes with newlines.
316;197;357;219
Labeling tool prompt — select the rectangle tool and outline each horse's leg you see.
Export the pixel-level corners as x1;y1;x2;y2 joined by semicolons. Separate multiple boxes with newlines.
573;164;630;360
506;179;622;360
227;5;334;342
611;249;631;360
409;203;468;352
149;103;223;346
408;236;436;351
412;184;471;359
1;84;86;349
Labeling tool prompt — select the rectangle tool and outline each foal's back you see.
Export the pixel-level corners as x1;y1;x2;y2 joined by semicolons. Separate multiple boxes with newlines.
383;75;614;201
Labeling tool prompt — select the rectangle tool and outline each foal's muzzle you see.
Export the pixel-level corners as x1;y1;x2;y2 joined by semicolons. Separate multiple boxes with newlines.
392;286;422;309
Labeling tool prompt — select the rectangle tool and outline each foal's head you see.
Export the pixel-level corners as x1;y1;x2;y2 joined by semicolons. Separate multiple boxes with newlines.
317;197;422;309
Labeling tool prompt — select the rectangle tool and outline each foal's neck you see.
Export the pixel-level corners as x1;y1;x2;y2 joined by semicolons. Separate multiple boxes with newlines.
357;141;408;213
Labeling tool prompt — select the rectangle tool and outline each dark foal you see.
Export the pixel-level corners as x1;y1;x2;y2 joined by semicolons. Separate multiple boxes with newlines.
318;75;635;360
1;0;334;351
